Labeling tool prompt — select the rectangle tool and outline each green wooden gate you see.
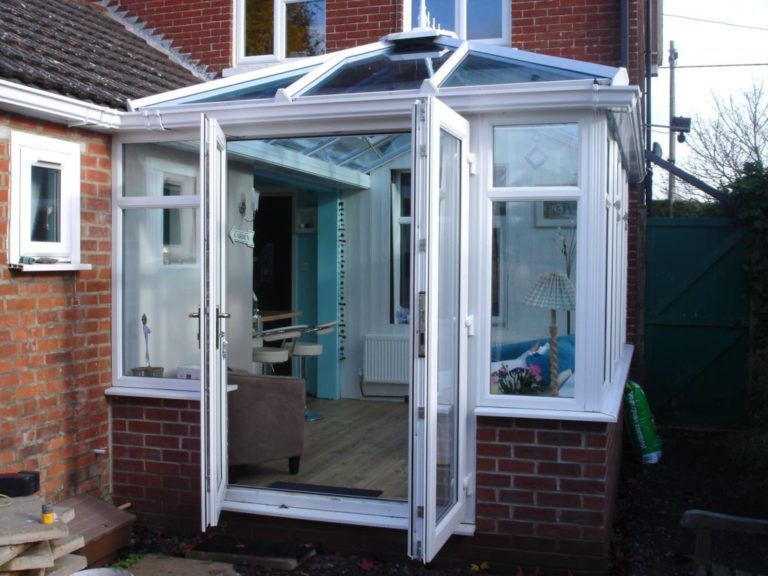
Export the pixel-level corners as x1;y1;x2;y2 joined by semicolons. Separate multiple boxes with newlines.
645;218;749;425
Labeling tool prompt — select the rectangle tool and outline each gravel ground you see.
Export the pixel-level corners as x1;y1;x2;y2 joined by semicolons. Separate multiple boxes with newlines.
120;427;768;576
611;427;768;576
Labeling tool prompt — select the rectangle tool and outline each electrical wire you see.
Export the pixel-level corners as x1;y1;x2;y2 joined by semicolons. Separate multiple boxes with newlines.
665;13;768;32
0;493;12;508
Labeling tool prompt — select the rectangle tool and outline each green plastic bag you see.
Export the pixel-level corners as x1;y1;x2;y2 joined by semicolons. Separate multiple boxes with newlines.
624;381;662;464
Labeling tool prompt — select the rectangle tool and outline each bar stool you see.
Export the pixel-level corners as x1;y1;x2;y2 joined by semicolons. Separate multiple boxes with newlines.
252;324;307;374
290;321;337;421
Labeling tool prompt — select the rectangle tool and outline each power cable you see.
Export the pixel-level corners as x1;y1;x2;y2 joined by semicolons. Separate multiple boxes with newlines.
665;13;768;32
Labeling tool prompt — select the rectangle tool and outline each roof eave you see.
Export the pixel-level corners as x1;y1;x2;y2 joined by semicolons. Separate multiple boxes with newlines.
0;79;123;131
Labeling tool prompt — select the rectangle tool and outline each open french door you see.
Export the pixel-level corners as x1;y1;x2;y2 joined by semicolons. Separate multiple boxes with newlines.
200;114;229;530
409;97;470;562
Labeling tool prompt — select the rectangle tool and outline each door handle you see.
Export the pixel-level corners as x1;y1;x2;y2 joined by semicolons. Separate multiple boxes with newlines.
189;308;200;347
216;307;230;349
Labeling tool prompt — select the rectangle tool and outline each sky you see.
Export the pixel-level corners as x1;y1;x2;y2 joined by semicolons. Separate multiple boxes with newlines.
650;0;768;169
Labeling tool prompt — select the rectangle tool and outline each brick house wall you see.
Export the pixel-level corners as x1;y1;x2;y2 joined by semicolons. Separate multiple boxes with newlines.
110;397;623;575
0;112;112;502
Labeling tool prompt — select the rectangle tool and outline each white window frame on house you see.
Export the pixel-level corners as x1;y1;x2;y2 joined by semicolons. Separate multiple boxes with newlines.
403;0;510;44
390;169;411;325
8;130;89;272
472;111;631;419
234;0;327;65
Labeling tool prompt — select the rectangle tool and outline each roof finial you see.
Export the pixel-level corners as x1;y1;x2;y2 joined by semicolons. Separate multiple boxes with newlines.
416;0;435;30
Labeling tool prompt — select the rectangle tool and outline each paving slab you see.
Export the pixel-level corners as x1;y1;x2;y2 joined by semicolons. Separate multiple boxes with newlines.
129;554;238;576
0;543;31;566
50;536;84;561
0;540;54;572
0;497;69;546
44;554;87;576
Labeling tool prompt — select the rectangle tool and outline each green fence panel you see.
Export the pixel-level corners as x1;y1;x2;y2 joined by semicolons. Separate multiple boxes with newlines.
645;218;749;425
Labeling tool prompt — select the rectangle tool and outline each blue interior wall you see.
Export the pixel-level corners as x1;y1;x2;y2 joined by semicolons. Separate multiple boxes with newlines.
295;190;318;395
316;191;340;399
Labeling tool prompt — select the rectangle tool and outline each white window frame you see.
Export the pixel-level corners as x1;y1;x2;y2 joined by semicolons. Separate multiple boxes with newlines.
391;170;412;325
403;0;510;45
473;112;613;415
234;0;326;65
9;131;84;270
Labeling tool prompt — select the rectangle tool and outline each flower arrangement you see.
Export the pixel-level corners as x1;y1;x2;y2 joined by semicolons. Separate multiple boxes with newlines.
492;363;543;395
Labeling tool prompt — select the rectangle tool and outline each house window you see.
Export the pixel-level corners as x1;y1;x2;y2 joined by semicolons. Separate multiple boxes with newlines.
9;131;81;266
238;0;326;62
407;0;510;43
391;171;411;324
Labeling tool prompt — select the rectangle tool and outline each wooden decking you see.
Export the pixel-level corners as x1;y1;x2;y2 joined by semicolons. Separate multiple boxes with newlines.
231;398;409;500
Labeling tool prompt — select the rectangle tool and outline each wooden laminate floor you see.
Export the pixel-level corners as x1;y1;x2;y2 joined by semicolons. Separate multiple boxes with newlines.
231;398;409;500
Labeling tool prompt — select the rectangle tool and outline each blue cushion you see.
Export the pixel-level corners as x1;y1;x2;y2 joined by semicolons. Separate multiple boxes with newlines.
491;335;575;384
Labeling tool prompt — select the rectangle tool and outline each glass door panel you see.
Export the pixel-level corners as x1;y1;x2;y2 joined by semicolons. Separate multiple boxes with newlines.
410;97;469;563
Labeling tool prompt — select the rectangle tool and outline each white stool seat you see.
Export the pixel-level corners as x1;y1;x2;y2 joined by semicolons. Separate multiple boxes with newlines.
290;342;323;357
253;347;290;363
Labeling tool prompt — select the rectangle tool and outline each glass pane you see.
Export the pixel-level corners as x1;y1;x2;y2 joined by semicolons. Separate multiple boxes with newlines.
30;165;61;243
123;142;199;197
181;69;311;104
286;0;326;57
444;53;595;87
467;0;502;39
436;129;461;522
493;124;579;187
303;46;455;96
490;200;577;398
245;0;274;56
123;208;200;378
412;0;455;32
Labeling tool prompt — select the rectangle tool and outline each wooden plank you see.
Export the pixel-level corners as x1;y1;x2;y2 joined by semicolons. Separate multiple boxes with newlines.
0;544;31;567
681;509;768;535
43;554;87;576
0;541;53;572
50;536;84;561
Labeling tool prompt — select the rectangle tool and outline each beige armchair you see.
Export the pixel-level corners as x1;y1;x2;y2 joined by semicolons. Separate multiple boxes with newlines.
227;370;305;476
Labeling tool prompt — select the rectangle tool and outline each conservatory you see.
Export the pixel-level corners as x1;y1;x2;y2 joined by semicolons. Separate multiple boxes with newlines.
109;29;643;563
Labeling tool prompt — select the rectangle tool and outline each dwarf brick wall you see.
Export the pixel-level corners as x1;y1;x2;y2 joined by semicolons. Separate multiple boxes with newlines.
0;112;112;503
111;396;623;575
110;397;201;530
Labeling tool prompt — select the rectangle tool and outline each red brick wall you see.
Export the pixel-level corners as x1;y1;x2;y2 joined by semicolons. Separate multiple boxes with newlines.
94;0;233;75
325;0;401;53
94;1;647;81
110;397;201;530
0;112;112;503
446;415;624;575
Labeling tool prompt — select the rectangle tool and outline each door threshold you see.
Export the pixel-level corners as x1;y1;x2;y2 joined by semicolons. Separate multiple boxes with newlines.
224;486;409;530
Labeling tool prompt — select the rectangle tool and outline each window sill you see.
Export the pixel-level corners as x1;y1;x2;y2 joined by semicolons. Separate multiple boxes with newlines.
474;405;619;423
105;386;200;401
9;262;92;272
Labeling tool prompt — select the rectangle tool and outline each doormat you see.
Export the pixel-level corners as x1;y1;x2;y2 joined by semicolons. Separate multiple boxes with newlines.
188;535;316;571
269;481;382;498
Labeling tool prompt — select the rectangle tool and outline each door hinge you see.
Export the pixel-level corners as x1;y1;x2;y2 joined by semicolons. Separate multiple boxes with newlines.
463;473;474;496
205;475;210;494
419;143;427;158
417;406;425;419
468;153;477;175
417;505;424;518
416;541;422;558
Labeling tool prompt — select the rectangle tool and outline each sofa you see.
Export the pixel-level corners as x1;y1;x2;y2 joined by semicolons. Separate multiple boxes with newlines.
227;369;305;476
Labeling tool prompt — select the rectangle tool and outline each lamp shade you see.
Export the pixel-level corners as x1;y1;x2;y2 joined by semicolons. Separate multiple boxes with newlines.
523;271;576;310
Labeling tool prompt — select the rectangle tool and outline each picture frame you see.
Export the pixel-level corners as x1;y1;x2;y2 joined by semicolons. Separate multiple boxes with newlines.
534;200;577;228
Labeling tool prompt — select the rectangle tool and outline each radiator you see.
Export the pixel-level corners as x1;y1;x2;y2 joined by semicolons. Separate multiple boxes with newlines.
363;335;410;385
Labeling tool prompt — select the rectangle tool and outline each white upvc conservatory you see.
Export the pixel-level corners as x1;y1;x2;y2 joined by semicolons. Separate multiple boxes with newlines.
109;30;643;562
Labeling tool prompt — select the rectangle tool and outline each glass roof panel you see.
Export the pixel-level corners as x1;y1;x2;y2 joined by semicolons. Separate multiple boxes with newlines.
302;44;455;96
442;53;599;87
157;68;314;106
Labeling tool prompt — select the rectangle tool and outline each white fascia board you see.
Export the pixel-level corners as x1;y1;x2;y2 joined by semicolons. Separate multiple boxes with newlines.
469;42;621;82
129;54;329;110
0;79;122;131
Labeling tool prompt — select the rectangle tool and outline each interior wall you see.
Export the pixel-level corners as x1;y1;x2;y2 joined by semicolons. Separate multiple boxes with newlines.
341;152;410;399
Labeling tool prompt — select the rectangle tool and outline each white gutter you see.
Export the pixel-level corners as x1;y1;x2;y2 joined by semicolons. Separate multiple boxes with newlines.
0;79;123;131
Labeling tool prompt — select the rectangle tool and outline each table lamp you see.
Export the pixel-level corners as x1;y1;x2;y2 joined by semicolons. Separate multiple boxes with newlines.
523;272;576;395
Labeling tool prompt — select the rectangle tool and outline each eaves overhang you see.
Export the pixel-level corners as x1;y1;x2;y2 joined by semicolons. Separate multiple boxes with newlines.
0;78;123;132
